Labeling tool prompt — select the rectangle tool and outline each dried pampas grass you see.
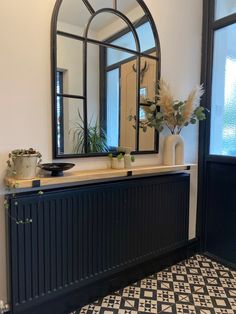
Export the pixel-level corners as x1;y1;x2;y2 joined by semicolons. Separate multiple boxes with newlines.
158;79;174;117
183;84;204;123
129;79;206;135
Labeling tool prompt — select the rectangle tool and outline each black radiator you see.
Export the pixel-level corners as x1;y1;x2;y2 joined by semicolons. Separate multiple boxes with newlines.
8;174;190;313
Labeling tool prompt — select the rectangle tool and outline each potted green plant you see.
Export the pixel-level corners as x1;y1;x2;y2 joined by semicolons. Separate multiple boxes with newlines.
7;148;42;180
123;147;135;169
70;110;108;153
108;152;125;169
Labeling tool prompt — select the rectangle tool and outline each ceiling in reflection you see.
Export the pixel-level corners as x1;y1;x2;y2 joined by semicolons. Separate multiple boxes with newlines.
58;0;142;30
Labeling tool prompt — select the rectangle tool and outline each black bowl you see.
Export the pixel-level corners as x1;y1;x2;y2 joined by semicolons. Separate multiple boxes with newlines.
40;163;75;177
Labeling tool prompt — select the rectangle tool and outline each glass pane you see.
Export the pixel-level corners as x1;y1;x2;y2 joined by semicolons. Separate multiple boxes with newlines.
106;21;156;66
140;54;158;100
118;0;145;23
120;58;138;151
139;54;158;151
88;12;137;51
87;42;100;128
88;0;113;11
56;97;84;155
108;31;137;51
107;47;135;67
138;104;155;151
136;22;156;53
107;69;120;148
86;43;109;154
57;0;91;35
106;21;156;54
57;35;83;96
215;0;236;20
210;24;236;156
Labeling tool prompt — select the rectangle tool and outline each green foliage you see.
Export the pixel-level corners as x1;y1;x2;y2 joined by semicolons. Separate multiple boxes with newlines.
70;110;109;154
129;100;208;135
4;195;33;225
129;81;208;135
117;153;123;160
108;152;124;160
194;106;206;121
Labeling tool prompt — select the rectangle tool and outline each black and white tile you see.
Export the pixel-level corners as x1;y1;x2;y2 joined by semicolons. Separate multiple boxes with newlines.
70;255;236;314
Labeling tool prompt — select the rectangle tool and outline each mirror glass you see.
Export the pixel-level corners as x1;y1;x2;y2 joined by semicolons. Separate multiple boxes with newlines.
56;97;85;154
57;35;84;95
87;12;137;50
88;0;114;11
118;0;145;22
57;0;90;35
53;0;160;157
139;54;158;151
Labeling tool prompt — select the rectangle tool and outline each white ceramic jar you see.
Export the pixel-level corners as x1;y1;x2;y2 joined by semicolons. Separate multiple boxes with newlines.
111;158;125;169
163;134;184;166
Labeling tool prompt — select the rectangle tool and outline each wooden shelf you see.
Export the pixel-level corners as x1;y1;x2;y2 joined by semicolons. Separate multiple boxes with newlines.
5;164;194;190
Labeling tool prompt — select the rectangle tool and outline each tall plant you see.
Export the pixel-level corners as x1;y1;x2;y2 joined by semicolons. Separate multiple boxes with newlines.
70;110;108;153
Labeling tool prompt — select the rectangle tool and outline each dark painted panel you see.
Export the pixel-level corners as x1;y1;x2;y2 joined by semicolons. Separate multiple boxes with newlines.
9;174;189;313
205;162;236;265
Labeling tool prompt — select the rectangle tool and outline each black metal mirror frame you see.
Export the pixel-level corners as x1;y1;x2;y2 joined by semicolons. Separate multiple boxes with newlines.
51;0;161;158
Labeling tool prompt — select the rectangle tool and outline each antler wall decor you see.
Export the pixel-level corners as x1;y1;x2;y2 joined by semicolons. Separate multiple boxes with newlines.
132;61;149;82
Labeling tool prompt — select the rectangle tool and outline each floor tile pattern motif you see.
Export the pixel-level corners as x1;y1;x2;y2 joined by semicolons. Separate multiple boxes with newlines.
71;255;236;314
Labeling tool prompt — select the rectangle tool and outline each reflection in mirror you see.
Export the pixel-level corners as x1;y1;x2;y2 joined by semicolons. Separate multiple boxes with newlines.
127;53;158;151
88;12;137;50
136;21;156;52
87;43;108;154
87;43;100;124
117;0;145;23
56;97;84;155
107;47;136;67
87;43;138;153
139;103;155;151
119;56;138;150
57;0;91;35
52;0;160;157
88;0;113;11
139;54;158;151
106;68;120;148
57;35;83;96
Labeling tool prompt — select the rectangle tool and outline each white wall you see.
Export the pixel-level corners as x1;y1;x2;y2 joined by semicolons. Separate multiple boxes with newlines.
0;0;202;303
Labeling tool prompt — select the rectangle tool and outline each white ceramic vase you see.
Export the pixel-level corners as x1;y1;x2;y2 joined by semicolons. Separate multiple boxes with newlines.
13;155;38;179
111;158;125;169
163;134;184;166
124;153;132;168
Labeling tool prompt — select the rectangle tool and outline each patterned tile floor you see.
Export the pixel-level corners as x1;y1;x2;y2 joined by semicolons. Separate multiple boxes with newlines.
71;255;236;314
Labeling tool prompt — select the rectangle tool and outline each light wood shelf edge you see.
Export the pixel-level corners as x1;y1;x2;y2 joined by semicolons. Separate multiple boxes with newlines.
5;164;195;190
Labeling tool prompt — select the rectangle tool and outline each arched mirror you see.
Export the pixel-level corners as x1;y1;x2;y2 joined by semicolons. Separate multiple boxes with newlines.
51;0;161;158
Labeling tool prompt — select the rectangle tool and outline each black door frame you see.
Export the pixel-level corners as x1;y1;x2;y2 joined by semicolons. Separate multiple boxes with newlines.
197;0;236;251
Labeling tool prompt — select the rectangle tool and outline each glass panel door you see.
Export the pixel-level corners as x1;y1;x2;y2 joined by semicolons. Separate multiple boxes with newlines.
210;24;236;156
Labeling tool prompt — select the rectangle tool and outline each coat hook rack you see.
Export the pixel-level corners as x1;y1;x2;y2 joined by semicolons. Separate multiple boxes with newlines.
133;61;149;83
